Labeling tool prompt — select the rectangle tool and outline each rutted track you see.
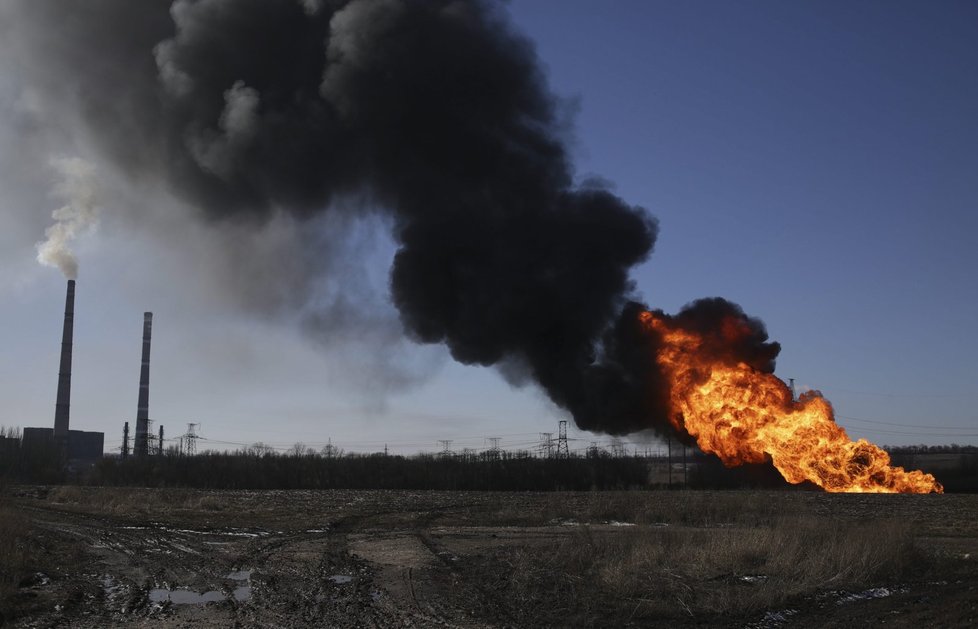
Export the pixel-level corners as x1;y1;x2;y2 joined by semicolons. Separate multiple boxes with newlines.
14;497;502;627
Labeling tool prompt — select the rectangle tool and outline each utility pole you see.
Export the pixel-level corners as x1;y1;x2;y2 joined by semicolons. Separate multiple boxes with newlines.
158;425;164;456
556;420;569;459
668;433;673;488
683;444;687;488
121;421;130;459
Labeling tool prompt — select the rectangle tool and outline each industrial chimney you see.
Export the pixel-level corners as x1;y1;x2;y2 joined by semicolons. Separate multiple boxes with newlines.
134;312;152;457
53;279;75;454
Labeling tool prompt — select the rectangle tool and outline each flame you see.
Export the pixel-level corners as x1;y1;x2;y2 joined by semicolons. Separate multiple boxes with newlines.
638;311;942;494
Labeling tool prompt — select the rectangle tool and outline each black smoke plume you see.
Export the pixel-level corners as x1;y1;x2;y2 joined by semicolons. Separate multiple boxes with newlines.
11;0;781;438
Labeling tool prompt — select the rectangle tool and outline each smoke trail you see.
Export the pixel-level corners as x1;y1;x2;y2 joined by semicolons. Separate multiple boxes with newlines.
14;0;664;433
36;157;100;279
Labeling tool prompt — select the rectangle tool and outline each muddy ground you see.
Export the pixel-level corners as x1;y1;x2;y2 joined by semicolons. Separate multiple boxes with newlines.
3;488;976;627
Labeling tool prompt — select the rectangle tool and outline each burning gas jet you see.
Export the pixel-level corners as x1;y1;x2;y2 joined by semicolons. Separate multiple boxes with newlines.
639;306;941;493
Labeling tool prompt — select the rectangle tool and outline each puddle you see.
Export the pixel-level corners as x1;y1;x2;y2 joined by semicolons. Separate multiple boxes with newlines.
227;570;254;601
227;570;252;581
149;588;225;604
147;569;254;605
744;608;798;629
229;569;254;601
834;586;904;605
329;575;353;585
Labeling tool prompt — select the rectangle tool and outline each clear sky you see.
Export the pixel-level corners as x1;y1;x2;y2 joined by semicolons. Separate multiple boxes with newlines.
1;1;976;455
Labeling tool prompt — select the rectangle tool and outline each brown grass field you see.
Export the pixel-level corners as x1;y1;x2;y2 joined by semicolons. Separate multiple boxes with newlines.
1;487;976;627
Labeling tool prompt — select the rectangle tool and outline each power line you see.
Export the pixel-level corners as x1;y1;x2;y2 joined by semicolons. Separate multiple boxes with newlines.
822;387;969;399
838;414;978;431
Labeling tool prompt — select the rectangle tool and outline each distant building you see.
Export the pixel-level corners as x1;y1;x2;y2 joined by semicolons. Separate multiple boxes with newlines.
69;430;104;461
21;426;104;462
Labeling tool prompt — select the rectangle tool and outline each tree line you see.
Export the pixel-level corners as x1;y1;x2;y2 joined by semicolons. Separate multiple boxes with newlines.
2;426;976;491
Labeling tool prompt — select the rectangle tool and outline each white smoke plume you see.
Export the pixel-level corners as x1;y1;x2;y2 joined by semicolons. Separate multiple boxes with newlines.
35;156;100;279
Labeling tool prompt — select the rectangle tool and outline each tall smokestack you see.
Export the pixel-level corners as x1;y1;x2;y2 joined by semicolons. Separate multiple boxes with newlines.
134;312;152;457
53;279;75;454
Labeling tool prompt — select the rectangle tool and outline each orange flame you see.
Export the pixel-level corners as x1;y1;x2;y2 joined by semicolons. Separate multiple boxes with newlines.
639;311;942;494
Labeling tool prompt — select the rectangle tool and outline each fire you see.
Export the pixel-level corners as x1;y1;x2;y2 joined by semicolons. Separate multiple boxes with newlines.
638;310;942;494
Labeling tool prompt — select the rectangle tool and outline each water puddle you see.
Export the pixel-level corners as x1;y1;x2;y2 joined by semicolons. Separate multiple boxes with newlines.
329;575;353;585
146;569;254;605
834;586;904;605
228;569;253;602
744;608;798;629
149;588;225;604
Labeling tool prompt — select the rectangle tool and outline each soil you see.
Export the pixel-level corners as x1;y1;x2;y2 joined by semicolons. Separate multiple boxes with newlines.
3;489;977;628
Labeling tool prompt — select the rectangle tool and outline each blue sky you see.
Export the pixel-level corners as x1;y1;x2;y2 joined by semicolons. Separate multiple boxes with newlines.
1;1;976;454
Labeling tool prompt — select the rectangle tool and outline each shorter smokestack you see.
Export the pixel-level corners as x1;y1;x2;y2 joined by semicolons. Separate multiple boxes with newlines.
134;312;152;457
53;279;75;453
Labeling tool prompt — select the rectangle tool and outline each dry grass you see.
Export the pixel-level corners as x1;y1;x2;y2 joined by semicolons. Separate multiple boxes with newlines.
485;489;799;528
46;486;228;517
606;518;916;613
477;515;921;626
0;493;31;617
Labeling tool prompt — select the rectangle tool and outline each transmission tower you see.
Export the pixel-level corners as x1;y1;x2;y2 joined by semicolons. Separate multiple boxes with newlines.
487;437;501;460
141;418;154;457
183;423;198;456
539;432;554;458
438;440;453;457
556;420;569;458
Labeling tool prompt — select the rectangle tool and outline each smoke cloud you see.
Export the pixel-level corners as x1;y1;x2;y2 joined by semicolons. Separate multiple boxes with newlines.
13;0;765;438
36;156;100;279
